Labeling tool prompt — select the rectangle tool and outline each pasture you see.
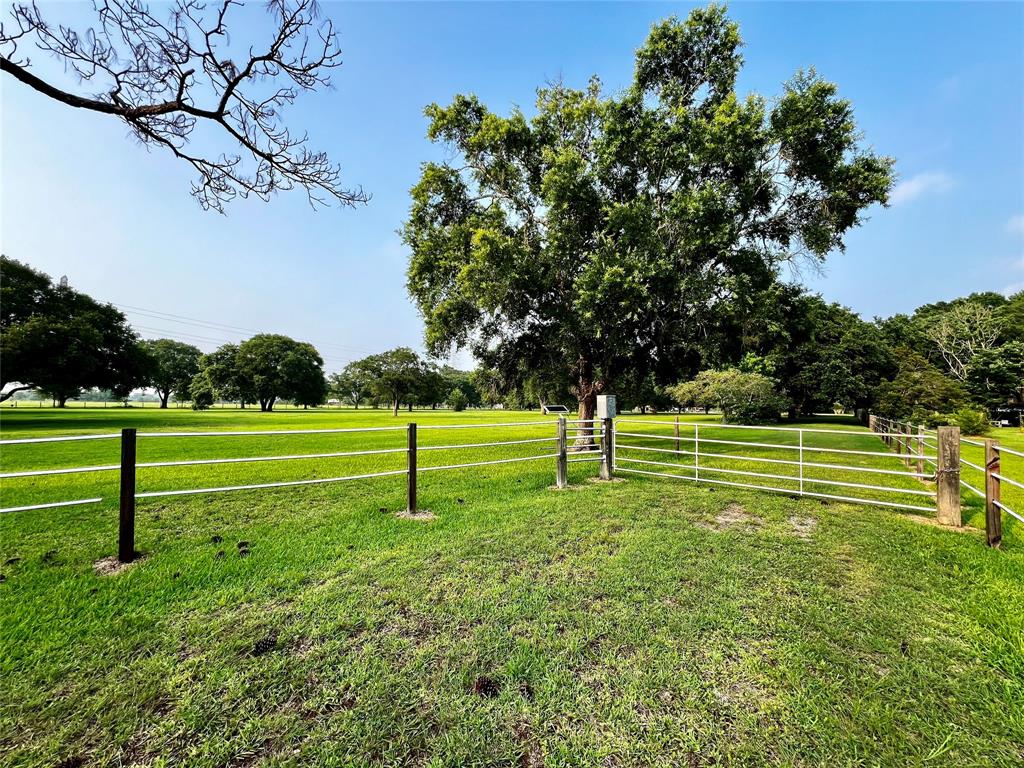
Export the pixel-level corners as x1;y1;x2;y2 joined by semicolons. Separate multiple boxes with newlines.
1;408;1022;767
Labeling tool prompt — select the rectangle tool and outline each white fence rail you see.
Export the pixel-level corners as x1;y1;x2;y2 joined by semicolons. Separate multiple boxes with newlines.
614;418;939;514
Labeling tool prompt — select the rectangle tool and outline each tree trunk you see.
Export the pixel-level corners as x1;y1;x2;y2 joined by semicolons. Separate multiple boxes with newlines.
159;391;169;409
573;363;600;450
408;402;413;413
57;396;68;408
392;398;399;417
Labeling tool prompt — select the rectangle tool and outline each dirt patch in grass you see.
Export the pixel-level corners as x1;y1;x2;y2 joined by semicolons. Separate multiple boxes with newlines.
92;556;144;577
396;509;436;522
698;502;762;532
904;514;979;534
787;515;817;539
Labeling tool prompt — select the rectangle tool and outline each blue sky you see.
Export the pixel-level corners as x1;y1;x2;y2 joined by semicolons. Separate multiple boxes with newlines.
2;1;1022;373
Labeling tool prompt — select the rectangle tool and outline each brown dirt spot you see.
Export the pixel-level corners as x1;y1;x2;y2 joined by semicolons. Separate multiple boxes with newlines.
395;509;436;522
92;555;143;576
787;515;817;539
904;514;979;534
699;503;762;531
513;721;543;768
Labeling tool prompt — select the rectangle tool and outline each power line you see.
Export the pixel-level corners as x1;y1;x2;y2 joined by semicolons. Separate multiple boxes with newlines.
133;325;356;368
105;299;380;358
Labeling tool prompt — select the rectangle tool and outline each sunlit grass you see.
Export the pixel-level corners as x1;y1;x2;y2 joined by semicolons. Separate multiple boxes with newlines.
1;408;1021;766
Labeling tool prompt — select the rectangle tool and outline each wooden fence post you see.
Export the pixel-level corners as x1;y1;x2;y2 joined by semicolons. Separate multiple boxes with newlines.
118;428;137;563
936;426;961;527
556;417;568;489
985;439;1002;548
407;422;417;514
600;417;614;480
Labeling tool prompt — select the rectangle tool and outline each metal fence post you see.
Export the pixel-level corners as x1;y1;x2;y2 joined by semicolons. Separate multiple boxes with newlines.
694;425;700;481
600;417;614;480
407;422;417;514
798;429;805;496
556;417;568;489
916;425;925;477
985;439;1002;548
118;428;137;563
936;426;961;526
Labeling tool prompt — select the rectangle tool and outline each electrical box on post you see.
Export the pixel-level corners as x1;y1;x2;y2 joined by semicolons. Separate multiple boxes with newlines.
596;395;616;420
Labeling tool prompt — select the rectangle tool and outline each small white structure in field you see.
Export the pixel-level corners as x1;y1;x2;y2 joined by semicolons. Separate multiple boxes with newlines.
542;404;570;415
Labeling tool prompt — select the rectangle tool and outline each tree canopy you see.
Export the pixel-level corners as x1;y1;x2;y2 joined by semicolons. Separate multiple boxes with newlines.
0;257;150;405
142;338;202;408
234;334;326;411
402;5;894;420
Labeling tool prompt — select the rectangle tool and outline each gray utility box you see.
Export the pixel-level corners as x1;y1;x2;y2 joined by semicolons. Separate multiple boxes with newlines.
596;395;616;420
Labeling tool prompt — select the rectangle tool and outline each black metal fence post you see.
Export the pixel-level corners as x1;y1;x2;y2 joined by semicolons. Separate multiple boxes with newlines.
118;428;137;563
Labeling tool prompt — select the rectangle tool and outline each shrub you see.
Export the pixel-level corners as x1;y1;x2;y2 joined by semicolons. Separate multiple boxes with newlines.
668;369;785;424
448;387;468;412
948;408;990;437
190;371;214;411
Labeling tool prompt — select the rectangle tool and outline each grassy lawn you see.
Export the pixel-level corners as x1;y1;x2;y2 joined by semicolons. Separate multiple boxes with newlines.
1;409;1022;766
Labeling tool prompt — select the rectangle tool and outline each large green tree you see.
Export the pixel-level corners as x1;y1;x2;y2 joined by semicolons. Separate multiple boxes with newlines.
358;348;429;416
1;257;151;405
142;339;202;408
402;6;893;421
235;334;325;412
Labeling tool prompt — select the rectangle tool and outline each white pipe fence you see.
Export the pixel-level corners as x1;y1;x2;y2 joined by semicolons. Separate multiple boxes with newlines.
3;413;1021;559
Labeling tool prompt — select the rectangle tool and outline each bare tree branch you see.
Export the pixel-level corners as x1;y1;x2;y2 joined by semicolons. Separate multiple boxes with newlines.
1;0;368;212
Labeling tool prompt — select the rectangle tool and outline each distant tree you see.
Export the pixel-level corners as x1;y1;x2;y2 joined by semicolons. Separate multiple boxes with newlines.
668;369;785;424
965;342;1024;410
359;348;428;416
447;387;468;412
403;7;893;423
328;360;375;408
439;366;482;407
198;343;252;406
0;0;367;212
995;291;1024;343
926;303;1001;380
235;334;325;412
189;369;216;410
142;339;202;408
0;257;150;405
874;350;966;420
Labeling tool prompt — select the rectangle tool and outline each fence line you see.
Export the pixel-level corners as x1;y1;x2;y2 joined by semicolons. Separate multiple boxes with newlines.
871;414;1023;546
4;414;1021;558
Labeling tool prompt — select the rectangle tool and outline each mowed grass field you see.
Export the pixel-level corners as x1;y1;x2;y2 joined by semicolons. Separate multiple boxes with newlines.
1;408;1022;767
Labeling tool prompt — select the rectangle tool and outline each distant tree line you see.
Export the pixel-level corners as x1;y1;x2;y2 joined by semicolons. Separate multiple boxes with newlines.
3;256;1020;428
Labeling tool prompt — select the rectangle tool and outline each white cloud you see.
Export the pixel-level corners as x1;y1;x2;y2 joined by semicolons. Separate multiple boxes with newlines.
890;172;954;205
1008;214;1024;236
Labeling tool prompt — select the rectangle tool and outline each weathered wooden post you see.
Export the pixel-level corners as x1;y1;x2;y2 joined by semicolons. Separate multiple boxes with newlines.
868;414;876;433
118;428;137;563
936;426;961;527
600;417;614;480
407;422;417;514
985;439;1002;548
916;425;925;476
896;421;904;460
556;417;568;489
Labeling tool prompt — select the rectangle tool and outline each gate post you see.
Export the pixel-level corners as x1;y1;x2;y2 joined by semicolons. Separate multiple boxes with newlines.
118;428;137;563
936;426;961;527
599;417;614;480
407;422;417;514
556;417;568;489
985;439;1002;548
